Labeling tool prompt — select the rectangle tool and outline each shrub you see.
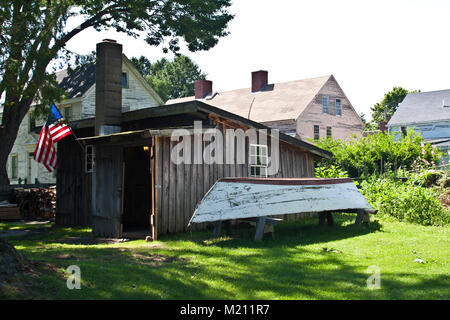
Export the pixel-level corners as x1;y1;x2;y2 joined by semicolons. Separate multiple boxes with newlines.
314;130;442;179
360;177;449;226
315;164;348;178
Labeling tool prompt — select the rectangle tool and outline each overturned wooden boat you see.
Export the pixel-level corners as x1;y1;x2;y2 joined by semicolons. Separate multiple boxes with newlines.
189;177;376;240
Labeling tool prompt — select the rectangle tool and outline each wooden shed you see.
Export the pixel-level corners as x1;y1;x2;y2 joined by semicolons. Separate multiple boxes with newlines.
55;40;332;239
56;101;332;238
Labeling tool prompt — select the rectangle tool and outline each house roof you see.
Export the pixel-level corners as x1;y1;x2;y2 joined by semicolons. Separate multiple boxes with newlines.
166;75;332;123
388;89;450;126
55;64;96;99
53;55;163;104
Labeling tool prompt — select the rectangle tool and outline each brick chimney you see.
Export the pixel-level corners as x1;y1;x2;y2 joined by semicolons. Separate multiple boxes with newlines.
95;39;122;136
194;80;212;99
251;70;268;92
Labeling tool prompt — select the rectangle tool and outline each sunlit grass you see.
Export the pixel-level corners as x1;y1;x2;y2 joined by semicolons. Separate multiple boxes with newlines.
0;213;448;300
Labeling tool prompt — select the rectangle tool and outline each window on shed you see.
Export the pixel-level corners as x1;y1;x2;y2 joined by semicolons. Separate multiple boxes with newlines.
336;99;341;116
327;126;332;138
314;125;320;140
122;72;128;88
85;145;95;173
322;96;328;114
11;154;18;179
249;144;268;177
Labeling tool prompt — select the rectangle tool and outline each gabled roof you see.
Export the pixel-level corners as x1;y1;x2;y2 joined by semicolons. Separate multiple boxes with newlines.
388;89;450;126
53;55;164;104
166;75;332;122
55;64;95;99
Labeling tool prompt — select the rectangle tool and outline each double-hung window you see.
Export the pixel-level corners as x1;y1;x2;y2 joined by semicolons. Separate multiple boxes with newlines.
314;125;320;140
249;144;268;177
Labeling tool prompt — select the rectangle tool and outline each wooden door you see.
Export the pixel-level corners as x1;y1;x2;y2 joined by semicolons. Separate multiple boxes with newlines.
92;145;123;238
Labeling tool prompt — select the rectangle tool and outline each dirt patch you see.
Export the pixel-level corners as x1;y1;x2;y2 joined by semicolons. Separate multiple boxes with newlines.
130;252;186;267
0;228;49;240
0;260;62;299
53;237;129;245
0;239;30;275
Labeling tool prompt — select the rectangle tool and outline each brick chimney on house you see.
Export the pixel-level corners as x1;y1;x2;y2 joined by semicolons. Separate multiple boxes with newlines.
251;70;268;92
194;80;213;99
95;39;122;136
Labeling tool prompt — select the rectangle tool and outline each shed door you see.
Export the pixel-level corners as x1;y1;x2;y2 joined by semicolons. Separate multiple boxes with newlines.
92;145;123;238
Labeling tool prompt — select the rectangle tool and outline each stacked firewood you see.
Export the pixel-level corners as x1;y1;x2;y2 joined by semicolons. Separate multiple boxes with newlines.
11;186;56;220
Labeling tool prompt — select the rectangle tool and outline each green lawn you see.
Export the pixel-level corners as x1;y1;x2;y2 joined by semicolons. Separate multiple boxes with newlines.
0;214;448;300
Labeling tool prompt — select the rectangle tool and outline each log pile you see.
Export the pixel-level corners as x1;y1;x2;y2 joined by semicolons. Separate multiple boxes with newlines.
11;186;56;220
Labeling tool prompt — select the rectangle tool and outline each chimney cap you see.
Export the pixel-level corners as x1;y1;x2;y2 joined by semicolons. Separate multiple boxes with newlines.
102;39;117;43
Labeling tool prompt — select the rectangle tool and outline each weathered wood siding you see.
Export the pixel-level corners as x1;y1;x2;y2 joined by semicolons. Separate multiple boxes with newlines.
154;122;315;234
56;134;92;227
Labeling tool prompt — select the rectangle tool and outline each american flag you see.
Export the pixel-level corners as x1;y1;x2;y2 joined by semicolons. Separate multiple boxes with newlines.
34;104;73;172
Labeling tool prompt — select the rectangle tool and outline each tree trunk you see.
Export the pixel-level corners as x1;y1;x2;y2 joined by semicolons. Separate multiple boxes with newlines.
0;103;29;187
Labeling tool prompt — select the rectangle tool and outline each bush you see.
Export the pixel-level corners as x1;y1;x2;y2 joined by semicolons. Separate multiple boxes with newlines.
314;130;442;179
360;177;449;226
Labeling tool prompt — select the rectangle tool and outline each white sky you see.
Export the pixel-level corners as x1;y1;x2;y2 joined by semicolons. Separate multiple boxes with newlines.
64;0;450;121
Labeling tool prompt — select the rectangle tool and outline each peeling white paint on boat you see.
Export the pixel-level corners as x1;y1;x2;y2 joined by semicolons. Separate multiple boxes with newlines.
189;178;373;224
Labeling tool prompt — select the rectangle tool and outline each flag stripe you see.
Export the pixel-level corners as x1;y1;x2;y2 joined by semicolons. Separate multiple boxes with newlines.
34;124;57;173
33;103;73;173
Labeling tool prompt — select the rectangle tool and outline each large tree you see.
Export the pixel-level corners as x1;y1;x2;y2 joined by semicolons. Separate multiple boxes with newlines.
370;87;419;129
0;0;233;186
131;55;206;102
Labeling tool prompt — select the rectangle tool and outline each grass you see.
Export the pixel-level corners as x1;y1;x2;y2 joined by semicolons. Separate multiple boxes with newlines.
0;214;449;300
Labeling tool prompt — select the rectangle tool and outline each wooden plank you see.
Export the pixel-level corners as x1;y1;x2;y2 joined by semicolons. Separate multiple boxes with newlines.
176;161;185;232
184;159;191;232
168;138;177;233
162;137;170;234
155;137;163;236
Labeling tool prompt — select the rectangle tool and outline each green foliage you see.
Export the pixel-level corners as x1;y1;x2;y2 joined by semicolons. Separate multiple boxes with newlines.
315;130;442;179
0;0;233;185
370;87;419;128
315;164;348;178
361;176;449;226
131;54;207;102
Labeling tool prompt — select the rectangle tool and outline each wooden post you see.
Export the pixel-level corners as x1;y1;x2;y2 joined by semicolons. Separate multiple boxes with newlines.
213;221;222;237
318;212;326;226
355;209;364;226
254;216;266;241
326;212;334;226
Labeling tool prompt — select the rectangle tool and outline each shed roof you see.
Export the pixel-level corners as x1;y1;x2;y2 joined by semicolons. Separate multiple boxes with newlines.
388;89;450;126
72;100;332;159
166;75;332;122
